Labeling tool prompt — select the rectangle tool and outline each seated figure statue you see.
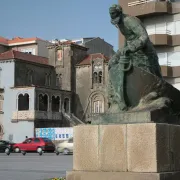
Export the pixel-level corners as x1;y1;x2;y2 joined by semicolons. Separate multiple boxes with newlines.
108;4;163;112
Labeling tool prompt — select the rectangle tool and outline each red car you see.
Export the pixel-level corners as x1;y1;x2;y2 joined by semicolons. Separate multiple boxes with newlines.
13;137;55;153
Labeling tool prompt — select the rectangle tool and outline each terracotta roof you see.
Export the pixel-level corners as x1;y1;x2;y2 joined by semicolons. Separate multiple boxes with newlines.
78;53;110;65
0;36;42;45
0;36;8;45
0;50;48;65
8;37;41;44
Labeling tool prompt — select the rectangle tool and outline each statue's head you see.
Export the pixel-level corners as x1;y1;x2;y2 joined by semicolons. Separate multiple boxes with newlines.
109;4;123;25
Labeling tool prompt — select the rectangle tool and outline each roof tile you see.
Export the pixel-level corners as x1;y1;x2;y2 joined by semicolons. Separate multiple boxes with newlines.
78;53;110;65
0;50;48;65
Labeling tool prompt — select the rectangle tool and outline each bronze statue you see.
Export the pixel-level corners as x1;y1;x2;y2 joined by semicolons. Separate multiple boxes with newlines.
108;4;163;112
90;4;180;125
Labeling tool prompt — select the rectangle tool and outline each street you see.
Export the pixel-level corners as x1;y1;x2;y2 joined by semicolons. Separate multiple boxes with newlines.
0;153;73;180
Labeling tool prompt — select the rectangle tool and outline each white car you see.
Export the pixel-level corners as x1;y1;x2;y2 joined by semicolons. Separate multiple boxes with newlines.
56;137;73;155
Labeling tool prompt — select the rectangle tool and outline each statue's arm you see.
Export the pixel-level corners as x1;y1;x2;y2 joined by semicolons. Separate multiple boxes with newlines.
126;17;148;53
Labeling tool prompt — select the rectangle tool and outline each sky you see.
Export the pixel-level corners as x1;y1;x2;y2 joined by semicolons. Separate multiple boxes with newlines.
0;0;118;50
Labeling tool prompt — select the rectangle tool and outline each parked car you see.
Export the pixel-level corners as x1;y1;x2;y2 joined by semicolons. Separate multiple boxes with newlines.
56;137;73;155
13;137;55;153
0;140;15;153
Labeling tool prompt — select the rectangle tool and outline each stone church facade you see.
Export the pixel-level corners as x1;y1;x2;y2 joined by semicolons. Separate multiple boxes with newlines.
48;42;111;122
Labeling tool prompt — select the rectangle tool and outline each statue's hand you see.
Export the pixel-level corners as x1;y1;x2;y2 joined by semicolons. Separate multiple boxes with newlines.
121;47;131;56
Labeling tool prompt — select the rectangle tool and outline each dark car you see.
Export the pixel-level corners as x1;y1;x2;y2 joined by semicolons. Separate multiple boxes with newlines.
0;140;14;153
13;137;55;153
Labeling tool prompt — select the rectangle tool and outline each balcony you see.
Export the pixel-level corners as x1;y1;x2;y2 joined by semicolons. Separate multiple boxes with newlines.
148;30;171;46
125;0;172;17
12;110;62;121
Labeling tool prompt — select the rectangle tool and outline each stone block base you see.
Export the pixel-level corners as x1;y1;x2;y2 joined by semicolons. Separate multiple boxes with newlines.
73;124;180;172
66;171;180;180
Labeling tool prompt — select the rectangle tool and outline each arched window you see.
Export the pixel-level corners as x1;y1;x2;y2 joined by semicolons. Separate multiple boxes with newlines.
64;98;70;113
91;94;104;114
52;96;60;112
93;72;98;83
18;93;29;111
38;94;48;111
98;71;102;83
0;95;4;112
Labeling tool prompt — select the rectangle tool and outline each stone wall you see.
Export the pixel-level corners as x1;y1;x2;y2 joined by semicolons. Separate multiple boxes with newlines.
15;61;57;88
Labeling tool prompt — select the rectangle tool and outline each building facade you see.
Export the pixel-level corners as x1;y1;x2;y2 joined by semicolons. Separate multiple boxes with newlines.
0;36;52;58
48;42;110;121
0;50;71;142
75;53;109;121
119;0;180;66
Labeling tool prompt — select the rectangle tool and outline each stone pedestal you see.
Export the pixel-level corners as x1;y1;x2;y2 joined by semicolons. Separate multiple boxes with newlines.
66;124;180;180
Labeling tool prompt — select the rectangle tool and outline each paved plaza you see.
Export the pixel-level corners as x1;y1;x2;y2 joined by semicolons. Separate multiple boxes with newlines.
0;153;73;180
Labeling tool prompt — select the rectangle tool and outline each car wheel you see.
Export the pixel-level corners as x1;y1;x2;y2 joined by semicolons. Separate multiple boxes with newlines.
21;151;26;156
37;147;43;153
14;147;20;153
56;151;60;155
5;148;10;155
63;148;69;155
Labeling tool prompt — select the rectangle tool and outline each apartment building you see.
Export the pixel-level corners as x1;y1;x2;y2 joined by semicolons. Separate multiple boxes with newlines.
119;0;180;66
0;36;53;58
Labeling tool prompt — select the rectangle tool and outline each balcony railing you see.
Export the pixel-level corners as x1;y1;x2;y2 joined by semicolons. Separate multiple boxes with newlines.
148;30;171;35
128;0;163;7
12;110;62;121
147;30;171;35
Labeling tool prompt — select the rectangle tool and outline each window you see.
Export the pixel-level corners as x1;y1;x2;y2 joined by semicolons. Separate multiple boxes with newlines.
38;94;48;111
24;138;32;143
51;96;60;112
33;138;40;143
93;100;103;113
98;71;102;83
167;52;180;66
45;73;51;86
155;23;166;34
64;98;70;113
91;94;104;114
93;72;98;83
157;53;168;66
175;21;180;35
56;74;62;87
21;48;35;55
18;93;29;111
42;138;52;143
